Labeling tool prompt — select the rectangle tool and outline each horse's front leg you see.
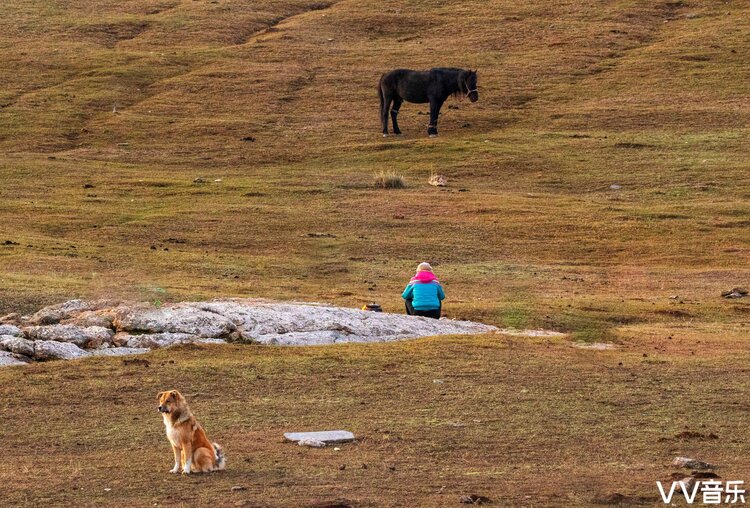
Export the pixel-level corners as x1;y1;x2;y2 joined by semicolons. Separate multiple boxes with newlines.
427;98;443;137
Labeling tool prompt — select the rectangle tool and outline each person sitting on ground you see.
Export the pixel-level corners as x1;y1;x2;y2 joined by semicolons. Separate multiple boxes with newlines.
402;262;445;319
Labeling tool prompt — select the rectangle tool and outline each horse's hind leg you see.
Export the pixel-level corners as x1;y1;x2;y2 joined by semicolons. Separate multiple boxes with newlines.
381;90;393;136
390;96;403;135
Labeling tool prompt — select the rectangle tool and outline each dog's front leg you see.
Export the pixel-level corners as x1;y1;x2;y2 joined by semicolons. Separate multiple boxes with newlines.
170;445;181;473
181;440;193;474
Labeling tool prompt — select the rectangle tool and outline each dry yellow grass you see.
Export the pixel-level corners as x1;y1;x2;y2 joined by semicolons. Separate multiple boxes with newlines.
373;171;406;189
2;331;750;507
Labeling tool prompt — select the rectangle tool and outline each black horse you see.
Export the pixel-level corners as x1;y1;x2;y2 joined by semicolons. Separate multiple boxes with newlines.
378;68;478;137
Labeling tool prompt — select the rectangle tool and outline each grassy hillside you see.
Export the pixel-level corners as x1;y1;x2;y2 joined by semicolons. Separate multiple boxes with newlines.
1;0;749;339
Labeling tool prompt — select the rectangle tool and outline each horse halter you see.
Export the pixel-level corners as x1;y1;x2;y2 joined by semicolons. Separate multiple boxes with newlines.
464;78;478;97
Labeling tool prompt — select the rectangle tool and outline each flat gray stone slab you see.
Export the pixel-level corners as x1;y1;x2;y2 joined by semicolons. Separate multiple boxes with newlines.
284;430;355;444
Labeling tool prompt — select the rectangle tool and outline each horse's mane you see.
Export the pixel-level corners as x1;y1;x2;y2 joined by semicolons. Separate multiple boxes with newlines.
430;67;466;99
430;68;468;99
430;67;464;73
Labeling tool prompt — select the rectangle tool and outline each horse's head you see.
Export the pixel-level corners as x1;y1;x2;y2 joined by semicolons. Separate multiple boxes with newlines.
463;70;478;102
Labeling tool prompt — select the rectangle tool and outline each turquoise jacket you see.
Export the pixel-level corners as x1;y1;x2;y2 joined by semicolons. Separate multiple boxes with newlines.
402;281;445;310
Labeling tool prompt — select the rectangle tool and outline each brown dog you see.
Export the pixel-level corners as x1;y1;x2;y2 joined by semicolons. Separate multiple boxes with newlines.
157;390;226;474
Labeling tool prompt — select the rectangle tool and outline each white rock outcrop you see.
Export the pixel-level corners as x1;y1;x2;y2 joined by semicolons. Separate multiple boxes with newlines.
194;300;495;345
0;298;560;368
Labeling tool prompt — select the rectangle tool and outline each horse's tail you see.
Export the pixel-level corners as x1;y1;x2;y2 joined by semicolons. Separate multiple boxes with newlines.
377;76;384;117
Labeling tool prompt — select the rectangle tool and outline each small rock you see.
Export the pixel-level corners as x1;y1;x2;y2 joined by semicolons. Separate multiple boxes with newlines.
67;311;114;329
25;324;114;348
0;351;28;367
428;174;447;187
0;324;24;337
0;313;21;325
27;310;62;326
0;335;35;357
459;494;491;504
609;184;622;190
231;486;247;492
671;456;715;470
284;430;355;445
722;287;748;299
27;300;92;325
193;177;207;184
33;340;91;361
305;232;336;238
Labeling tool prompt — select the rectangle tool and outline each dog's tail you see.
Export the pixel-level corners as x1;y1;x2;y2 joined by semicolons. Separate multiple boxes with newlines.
212;442;226;471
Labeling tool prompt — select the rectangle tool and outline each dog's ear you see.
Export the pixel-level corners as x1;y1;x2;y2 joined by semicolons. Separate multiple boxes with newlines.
170;390;181;401
157;391;165;400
